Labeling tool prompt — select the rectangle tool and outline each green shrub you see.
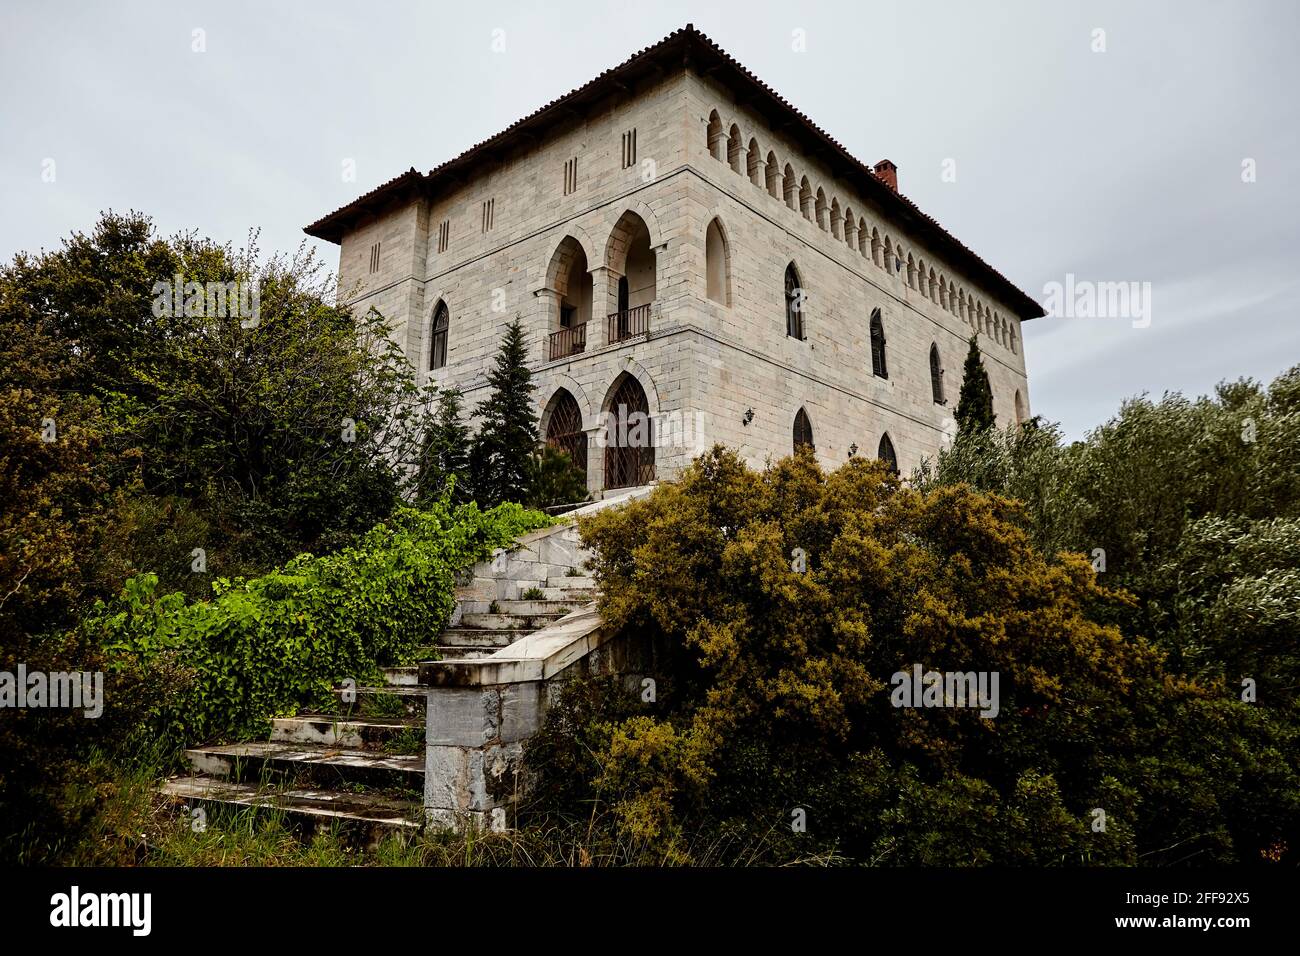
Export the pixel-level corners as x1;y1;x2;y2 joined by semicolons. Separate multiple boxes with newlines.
87;502;550;746
554;445;1300;865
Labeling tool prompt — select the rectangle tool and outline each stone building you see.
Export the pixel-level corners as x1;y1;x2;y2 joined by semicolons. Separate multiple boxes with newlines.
305;24;1044;495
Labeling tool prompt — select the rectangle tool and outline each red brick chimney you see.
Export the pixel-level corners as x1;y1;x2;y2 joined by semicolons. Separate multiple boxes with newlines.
874;159;898;192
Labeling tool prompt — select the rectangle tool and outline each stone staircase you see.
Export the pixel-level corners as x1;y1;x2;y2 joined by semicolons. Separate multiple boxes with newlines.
160;550;598;846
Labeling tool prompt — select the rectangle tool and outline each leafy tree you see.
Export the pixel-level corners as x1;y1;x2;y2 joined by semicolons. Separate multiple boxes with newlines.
955;334;995;436
0;211;434;596
416;386;473;506
915;365;1300;708
471;318;538;507
527;446;590;511
553;446;1300;864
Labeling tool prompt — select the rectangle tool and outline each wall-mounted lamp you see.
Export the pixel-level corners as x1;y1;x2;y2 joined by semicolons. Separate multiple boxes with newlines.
742;408;754;426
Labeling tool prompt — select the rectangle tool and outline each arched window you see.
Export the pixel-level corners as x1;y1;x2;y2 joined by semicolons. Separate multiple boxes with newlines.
871;229;882;268
870;308;888;379
785;264;805;340
1014;390;1026;426
815;188;828;230
603;373;654;489
799;177;814;220
747;138;763;186
429;301;449;370
877;433;898;475
843;206;855;248
858;217;868;258
794;407;815;452
707;111;724;161
727;125;743;173
544;388;587;479
929;343;945;404
766;152;781;198
1009;323;1019;354
906;254;916;289
705;218;730;306
783;164;798;210
830;198;843;239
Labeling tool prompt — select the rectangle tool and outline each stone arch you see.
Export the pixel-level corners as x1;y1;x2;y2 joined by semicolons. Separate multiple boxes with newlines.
542;386;588;479
793;406;815;452
815;187;828;230
877;432;899;475
929;342;945;404
705;215;732;307
599;201;663;269
539;371;594;428
540;226;596;289
604;208;659;319
830;198;843;239
765;151;781;198
882;236;894;275
544;233;595;330
928;267;938;302
601;369;657;490
783;164;798;209
871;228;882;267
427;297;450;371
727;124;744;173
603;355;662;418
799;176;814;220
747;138;763;186
785;260;806;340
906;253;916;289
707;110;724;160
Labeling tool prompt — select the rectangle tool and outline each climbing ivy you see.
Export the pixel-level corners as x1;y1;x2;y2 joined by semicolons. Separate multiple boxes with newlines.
87;502;550;745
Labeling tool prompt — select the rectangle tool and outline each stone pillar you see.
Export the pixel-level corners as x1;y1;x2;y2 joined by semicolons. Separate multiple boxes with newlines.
424;682;545;831
534;287;559;360
589;265;622;344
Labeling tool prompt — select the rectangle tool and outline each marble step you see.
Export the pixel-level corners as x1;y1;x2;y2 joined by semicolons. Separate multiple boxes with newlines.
184;741;424;792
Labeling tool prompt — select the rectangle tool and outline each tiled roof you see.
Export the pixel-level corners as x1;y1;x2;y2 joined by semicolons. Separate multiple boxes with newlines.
304;24;1045;320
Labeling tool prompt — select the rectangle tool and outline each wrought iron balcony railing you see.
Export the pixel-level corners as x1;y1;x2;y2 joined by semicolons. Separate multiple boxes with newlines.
606;302;652;346
548;322;587;361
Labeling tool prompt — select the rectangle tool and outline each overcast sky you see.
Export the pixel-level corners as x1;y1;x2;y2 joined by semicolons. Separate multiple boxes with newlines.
2;0;1297;439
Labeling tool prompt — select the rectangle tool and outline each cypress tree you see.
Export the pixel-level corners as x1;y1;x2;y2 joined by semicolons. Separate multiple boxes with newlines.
415;386;473;505
471;318;538;506
955;334;996;436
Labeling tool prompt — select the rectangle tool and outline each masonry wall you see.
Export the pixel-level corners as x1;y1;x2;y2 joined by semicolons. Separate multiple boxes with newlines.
330;65;1035;490
678;73;1032;476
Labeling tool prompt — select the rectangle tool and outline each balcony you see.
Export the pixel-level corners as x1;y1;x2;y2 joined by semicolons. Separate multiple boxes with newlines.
606;302;652;346
548;322;587;361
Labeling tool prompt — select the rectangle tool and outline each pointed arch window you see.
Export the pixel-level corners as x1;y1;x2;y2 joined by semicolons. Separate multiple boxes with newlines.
929;343;945;404
878;433;898;475
785;264;805;340
429;301;449;370
870;308;888;379
794;408;815;452
705;218;730;306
